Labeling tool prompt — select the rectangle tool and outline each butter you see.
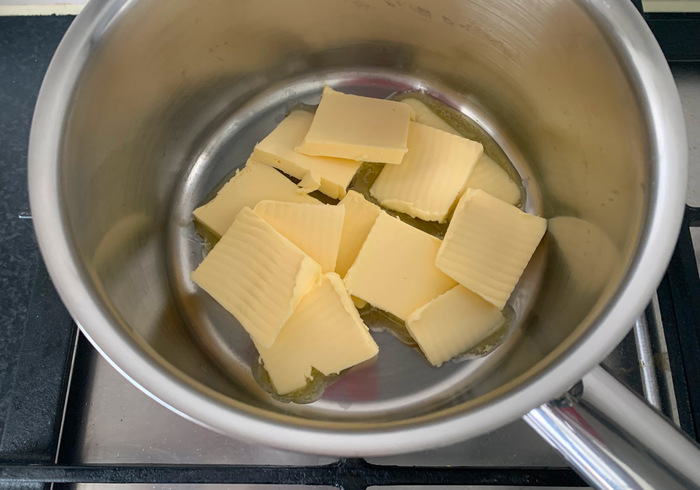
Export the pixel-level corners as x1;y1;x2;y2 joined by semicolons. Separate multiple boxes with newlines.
191;207;322;348
254;200;345;273
401;98;460;136
344;212;457;321
400;99;521;206
352;296;368;309
256;273;379;395
335;190;381;277
370;122;483;222
297;170;321;194
253;110;361;199
193;160;318;238
295;86;414;164
436;189;546;309
406;285;505;367
466;154;521;206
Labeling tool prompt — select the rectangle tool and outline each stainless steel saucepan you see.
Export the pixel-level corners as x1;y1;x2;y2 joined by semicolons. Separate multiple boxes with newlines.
29;0;697;487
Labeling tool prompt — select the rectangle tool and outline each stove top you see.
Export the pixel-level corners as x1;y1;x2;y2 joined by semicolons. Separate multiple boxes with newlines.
1;13;699;490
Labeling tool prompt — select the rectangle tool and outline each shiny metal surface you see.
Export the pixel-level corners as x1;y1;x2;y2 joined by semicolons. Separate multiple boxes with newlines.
65;347;567;467
674;64;700;207
644;293;681;427
64;348;336;466
633;315;662;410
525;367;700;489
29;0;687;455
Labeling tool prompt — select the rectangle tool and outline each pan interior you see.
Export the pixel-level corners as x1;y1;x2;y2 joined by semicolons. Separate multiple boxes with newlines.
167;70;546;421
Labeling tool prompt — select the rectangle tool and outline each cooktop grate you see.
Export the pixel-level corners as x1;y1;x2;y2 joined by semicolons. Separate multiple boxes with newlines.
1;14;698;490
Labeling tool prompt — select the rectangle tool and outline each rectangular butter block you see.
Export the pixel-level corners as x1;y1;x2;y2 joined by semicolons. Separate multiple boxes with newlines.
466;154;521;206
296;86;414;164
256;273;379;395
254;200;345;273
193;160;318;238
253;110;361;199
344;212;456;321
406;285;505;367
370;122;483;222
436;189;547;309
401;98;461;136
191;207;322;348
335;190;382;277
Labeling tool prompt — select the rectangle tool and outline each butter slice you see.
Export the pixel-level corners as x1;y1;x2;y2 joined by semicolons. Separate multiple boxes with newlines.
344;213;456;321
400;99;521;206
296;86;414;164
256;273;379;395
193;160;318;237
401;98;461;136
370;122;483;222
191;207;322;348
297;170;321;194
466;154;521;206
253;111;361;199
436;189;546;309
335;190;382;277
406;285;505;367
254;200;344;273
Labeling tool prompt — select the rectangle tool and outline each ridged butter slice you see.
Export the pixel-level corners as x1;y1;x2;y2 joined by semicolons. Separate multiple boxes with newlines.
254;200;345;273
296;86;414;164
401;98;461;136
256;273;379;395
466;154;521;206
253;110;361;199
400;98;521;206
406;285;505;367
193;160;318;237
191;207;322;348
370;122;483;222
335;190;381;278
344;212;456;321
436;189;546;309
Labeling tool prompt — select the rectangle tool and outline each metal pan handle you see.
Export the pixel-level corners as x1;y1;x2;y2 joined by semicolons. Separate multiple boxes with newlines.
524;365;700;489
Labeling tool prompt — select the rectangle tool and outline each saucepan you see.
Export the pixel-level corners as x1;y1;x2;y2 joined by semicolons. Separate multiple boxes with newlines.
28;0;697;487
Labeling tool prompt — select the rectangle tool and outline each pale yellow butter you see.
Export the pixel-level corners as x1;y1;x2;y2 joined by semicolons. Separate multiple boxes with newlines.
400;99;521;206
370;122;483;222
192;160;318;238
253;110;361;199
406;285;505;367
436;189;547;309
255;273;379;395
297;170;321;194
344;212;457;321
254;200;345;273
401;98;460;136
295;86;414;164
352;296;368;309
335;190;381;277
466;154;521;206
191;207;322;348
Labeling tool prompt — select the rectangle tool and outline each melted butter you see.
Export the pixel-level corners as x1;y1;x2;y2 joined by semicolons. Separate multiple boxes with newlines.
253;361;338;404
193;221;218;253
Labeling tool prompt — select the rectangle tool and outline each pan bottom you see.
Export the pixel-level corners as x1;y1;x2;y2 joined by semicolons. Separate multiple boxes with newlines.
167;68;547;421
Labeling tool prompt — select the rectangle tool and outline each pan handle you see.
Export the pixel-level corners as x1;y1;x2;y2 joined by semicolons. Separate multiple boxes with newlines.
523;366;700;489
